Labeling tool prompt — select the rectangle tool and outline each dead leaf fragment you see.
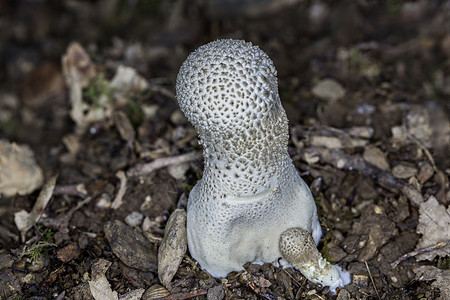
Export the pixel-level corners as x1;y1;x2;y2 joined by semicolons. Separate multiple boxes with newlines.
413;265;450;300
88;259;118;300
57;242;80;263
418;162;434;184
416;196;450;261
14;175;57;241
113;111;136;145
110;65;149;92
158;209;187;287
62;42;97;134
62;42;96;88
363;146;389;170
406;108;432;147
0;140;44;197
119;288;145;300
392;164;418;179
62;134;81;156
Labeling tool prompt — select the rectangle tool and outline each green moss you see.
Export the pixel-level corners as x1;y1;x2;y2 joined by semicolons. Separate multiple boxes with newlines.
27;245;44;262
125;96;145;127
83;73;114;106
438;256;450;269
183;183;194;192
26;241;56;262
38;225;55;242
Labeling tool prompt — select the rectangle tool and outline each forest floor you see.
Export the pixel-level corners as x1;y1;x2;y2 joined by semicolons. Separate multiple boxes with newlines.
0;1;449;299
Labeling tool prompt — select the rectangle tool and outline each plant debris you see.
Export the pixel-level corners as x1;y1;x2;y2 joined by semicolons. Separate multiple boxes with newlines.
0;1;449;299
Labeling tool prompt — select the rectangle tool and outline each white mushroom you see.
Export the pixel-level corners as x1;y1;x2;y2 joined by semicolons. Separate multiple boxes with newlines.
176;39;350;292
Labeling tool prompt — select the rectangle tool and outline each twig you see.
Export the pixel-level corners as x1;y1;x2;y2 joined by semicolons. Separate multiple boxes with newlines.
53;183;87;197
390;240;450;268
406;130;437;172
14;176;58;242
313;293;325;300
111;170;127;209
365;261;381;300
159;289;208;300
277;259;306;299
127;151;202;177
41;196;93;231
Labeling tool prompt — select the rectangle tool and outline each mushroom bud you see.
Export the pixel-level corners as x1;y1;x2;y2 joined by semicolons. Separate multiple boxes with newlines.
176;39;350;293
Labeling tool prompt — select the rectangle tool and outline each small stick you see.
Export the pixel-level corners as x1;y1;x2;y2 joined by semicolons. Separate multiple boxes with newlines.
111;171;127;209
127;151;202;177
41;196;93;230
313;293;325;300
390;240;450;268
365;261;381;300
159;289;208;300
53;183;87;197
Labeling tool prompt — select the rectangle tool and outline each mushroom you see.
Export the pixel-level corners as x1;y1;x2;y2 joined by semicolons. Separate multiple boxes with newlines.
176;39;350;292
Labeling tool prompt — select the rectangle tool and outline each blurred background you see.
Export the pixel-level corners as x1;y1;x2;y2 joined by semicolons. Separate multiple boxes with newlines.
0;0;448;146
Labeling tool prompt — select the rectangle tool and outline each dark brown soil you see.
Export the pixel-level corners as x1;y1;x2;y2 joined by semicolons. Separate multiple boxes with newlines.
0;1;449;299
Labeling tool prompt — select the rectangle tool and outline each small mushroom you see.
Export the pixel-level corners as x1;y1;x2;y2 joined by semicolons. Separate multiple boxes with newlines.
176;39;350;293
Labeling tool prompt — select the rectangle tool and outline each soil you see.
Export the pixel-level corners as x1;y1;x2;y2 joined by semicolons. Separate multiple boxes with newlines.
0;1;449;300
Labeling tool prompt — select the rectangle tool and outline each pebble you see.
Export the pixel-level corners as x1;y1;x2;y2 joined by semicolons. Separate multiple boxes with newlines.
312;78;345;101
125;211;144;227
392;164;418;179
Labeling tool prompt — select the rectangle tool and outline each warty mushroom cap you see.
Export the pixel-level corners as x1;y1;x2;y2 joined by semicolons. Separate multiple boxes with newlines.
176;39;350;292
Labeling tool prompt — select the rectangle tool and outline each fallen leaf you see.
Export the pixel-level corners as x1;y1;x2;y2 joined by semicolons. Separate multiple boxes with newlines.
0;140;44;197
413;265;450;300
113;111;135;145
62;42;97;134
110;65;148;92
119;288;145;300
88;259;145;300
416;196;450;261
14;176;57;241
158;209;187;287
88;259;118;300
363;146;389;171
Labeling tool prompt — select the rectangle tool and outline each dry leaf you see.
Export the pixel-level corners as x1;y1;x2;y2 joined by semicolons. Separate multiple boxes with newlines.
113;111;135;145
14;176;57;241
0;140;44;197
88;259;118;300
416;196;450;261
110;65;149;92
62;42;97;134
88;259;145;300
413;265;450;300
119;288;145;300
158;209;187;287
363;146;389;171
